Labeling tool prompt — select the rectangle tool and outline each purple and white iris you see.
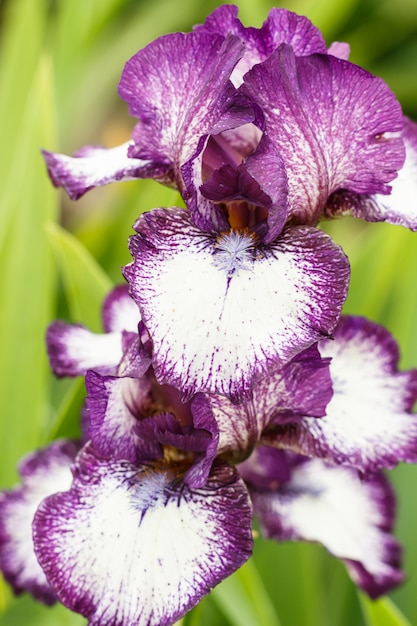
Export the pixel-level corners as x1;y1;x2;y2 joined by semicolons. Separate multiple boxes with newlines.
2;288;416;625
2;4;417;626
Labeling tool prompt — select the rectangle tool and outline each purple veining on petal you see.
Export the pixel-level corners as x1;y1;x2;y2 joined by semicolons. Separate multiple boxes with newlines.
251;457;403;598
209;343;332;460
0;440;79;604
86;371;162;464
33;444;253;626
101;284;140;333
117;331;152;378
327;116;417;230
42;142;172;200
119;31;253;190
46;321;124;377
185;394;220;487
241;45;405;225
272;316;417;474
124;207;349;401
134;412;210;454
195;5;327;86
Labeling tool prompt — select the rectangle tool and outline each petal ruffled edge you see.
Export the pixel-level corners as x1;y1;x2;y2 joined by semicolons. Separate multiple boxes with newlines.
0;440;79;604
33;445;253;626
42;142;173;200
251;458;403;598
269;316;417;473
125;207;349;401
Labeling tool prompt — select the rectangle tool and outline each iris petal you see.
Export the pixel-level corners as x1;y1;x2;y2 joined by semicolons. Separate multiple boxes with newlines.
0;440;78;604
33;445;253;626
241;45;405;224
125;207;349;401
271;316;417;473
252;458;403;598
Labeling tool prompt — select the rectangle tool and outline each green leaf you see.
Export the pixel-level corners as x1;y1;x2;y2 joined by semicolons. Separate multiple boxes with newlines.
0;52;58;488
46;221;112;331
0;594;86;626
359;594;412;626
211;560;281;626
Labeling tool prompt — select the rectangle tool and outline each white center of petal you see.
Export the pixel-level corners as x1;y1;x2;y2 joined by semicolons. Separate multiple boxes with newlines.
212;230;257;277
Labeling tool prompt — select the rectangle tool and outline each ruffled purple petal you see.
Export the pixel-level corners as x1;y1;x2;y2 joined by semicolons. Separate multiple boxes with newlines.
185;394;220;487
0;440;79;604
252;458;403;598
124;207;349;401
328;117;417;230
208;344;332;459
42;142;171;200
47;321;124;377
86;371;162;464
117;331;152;378
273;316;417;473
196;5;327;86
119;31;253;189
33;444;253;626
101;284;140;333
241;45;405;224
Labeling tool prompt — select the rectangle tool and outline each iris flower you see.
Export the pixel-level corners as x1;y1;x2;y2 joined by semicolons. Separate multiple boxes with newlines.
42;6;413;404
2;286;417;625
2;5;416;625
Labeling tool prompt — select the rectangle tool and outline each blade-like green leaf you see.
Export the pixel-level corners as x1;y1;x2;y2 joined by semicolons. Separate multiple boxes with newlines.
360;594;412;626
0;54;58;488
46;221;112;331
211;559;281;626
0;594;86;626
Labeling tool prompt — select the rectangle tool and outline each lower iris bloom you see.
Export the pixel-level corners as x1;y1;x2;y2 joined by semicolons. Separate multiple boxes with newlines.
2;287;417;625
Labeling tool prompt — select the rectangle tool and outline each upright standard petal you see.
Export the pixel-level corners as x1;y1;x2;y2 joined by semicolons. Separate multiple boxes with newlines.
241;45;405;224
0;440;78;604
196;5;327;86
125;207;349;401
272;316;417;473
327;117;417;230
252;458;403;598
33;445;253;626
119;31;253;187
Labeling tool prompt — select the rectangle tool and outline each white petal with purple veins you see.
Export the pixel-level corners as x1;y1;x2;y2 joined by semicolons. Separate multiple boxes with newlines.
276;316;417;472
102;284;141;333
42;142;169;200
209;345;332;459
86;372;160;464
0;441;78;604
47;322;124;377
125;208;349;401
252;458;403;598
33;446;252;626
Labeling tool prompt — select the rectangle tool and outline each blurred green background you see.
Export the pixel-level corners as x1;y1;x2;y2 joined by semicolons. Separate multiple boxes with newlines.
0;0;416;624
